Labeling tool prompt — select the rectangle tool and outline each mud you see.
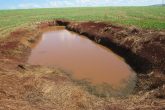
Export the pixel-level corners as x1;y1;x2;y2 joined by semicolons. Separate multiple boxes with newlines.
28;27;136;92
56;20;165;90
56;20;165;73
0;20;164;110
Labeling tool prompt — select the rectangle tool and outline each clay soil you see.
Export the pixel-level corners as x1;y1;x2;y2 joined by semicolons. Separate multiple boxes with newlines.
0;20;164;110
56;19;165;91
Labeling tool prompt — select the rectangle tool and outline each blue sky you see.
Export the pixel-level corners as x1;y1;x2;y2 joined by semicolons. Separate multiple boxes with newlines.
0;0;163;10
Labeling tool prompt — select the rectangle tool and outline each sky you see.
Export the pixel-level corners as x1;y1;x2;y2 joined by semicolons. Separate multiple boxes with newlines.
0;0;163;10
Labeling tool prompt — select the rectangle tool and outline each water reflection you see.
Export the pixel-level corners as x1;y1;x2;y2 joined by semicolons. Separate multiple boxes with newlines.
28;27;136;95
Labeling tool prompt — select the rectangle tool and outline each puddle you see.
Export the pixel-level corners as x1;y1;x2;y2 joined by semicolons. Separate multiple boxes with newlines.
28;27;136;94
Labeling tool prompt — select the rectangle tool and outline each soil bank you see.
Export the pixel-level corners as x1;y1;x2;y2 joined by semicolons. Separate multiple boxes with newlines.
0;20;164;110
56;19;165;92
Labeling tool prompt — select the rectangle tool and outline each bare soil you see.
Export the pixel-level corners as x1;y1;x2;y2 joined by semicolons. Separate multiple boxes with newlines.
56;19;165;92
0;20;164;110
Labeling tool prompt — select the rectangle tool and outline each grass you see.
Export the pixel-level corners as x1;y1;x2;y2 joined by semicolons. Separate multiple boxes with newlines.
0;6;165;39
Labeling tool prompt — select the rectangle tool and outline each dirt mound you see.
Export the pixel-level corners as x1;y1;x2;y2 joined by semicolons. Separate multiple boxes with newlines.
56;19;70;26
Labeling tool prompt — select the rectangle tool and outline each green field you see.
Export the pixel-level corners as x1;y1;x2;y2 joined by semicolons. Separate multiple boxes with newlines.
0;6;165;39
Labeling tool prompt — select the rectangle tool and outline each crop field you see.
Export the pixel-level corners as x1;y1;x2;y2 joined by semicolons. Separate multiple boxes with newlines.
0;6;165;39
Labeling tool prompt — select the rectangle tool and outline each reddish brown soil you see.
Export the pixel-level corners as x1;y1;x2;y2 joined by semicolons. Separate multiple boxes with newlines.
57;20;165;72
0;20;164;110
0;29;30;70
56;19;165;92
0;22;51;69
37;21;56;29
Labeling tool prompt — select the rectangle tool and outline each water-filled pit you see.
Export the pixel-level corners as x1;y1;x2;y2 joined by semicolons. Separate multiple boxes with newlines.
28;27;136;95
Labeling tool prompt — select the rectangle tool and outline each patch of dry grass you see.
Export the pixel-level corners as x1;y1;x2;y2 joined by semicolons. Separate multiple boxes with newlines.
0;65;164;110
0;66;113;110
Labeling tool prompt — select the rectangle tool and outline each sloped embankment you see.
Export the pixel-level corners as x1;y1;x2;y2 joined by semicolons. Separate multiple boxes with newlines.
0;20;164;110
56;19;165;92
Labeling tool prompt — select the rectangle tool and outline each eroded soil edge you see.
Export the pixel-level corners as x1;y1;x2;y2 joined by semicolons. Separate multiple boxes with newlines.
56;19;165;91
0;20;164;110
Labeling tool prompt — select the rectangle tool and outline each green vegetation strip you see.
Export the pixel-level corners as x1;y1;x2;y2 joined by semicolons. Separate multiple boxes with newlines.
0;6;165;39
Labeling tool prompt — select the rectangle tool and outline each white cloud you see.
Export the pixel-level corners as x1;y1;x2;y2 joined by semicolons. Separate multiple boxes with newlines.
61;0;159;7
18;3;41;9
46;0;114;7
14;0;162;9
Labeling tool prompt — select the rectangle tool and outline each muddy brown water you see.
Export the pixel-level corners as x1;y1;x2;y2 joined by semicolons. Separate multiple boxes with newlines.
28;27;136;92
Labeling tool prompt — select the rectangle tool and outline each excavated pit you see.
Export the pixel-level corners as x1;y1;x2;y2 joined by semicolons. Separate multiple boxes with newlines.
0;20;164;109
28;26;136;96
56;20;165;92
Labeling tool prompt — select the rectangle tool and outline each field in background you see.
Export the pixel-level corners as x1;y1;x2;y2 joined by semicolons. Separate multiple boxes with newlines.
0;6;165;39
